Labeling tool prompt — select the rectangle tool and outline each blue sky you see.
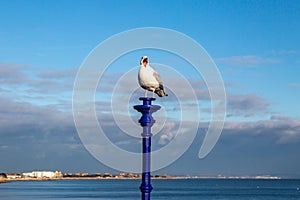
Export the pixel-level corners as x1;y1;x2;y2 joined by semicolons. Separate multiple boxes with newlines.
0;0;300;177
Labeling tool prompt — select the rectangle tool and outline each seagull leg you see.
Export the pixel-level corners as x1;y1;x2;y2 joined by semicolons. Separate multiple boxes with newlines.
145;89;148;97
152;89;155;98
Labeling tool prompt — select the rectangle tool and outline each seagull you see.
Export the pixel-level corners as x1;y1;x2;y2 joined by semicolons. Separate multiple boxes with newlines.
138;56;168;98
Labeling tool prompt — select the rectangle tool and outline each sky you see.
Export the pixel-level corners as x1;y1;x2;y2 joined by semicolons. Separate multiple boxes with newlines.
0;0;300;177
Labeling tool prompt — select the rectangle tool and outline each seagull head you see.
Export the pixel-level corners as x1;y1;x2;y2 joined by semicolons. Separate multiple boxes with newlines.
140;56;148;67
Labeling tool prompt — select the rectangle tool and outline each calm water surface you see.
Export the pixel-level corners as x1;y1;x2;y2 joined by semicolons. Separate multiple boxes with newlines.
1;179;300;200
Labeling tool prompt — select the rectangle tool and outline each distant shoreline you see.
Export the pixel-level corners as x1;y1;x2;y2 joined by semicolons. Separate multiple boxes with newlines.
0;175;285;183
1;176;174;182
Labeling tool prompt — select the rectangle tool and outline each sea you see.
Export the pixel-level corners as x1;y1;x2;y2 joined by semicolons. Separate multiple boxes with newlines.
1;179;300;200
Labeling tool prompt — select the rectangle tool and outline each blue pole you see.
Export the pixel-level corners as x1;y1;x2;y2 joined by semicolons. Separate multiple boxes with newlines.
134;97;161;200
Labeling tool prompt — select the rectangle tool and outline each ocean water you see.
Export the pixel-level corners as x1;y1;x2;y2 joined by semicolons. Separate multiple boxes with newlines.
0;179;300;200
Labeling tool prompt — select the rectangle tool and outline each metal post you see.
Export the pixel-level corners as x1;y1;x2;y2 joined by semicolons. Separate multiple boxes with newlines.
134;97;161;200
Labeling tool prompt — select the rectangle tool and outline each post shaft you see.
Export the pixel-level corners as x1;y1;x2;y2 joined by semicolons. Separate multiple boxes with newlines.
134;97;160;200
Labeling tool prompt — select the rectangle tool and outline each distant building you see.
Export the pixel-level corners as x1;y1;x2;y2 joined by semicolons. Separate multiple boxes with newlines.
22;171;62;178
6;173;21;179
74;172;89;177
102;172;112;178
54;171;63;177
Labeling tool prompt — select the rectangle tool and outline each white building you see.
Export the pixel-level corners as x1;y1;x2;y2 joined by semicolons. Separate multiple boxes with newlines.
6;173;21;179
22;171;60;178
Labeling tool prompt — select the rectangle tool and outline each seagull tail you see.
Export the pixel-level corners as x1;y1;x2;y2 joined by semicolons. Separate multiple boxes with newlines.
155;88;168;97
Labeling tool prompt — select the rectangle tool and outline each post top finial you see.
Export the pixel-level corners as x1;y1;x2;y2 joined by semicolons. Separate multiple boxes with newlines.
134;97;161;127
138;97;156;106
139;97;156;101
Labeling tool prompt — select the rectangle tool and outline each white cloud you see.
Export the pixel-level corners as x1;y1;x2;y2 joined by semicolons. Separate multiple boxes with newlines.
226;94;270;118
268;50;298;56
223;117;300;144
215;55;280;66
289;83;300;88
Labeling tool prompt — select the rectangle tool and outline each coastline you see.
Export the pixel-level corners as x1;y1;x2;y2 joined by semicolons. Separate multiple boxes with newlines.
0;180;7;183
0;174;284;183
0;176;174;182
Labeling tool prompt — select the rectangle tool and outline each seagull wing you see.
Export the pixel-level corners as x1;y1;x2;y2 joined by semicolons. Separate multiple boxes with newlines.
153;70;168;97
153;71;163;85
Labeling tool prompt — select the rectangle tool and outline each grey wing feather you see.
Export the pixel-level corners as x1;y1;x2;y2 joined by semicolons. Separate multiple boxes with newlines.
153;71;163;85
153;71;168;97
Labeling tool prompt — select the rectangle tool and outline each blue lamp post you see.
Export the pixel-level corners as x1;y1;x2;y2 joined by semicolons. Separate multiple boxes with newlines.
134;97;161;200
